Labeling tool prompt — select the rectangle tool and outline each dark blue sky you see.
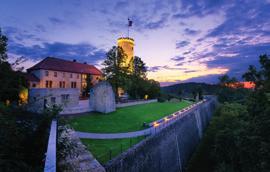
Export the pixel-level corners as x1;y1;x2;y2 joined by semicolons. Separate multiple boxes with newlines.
1;0;270;86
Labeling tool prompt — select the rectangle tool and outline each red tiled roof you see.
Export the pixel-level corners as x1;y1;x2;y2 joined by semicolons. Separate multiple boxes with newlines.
24;73;40;82
27;57;102;75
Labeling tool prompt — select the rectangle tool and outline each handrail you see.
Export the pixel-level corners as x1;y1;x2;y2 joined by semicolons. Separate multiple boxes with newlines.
44;119;57;172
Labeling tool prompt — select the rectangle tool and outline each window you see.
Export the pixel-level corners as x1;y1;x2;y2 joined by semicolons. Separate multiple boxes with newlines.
71;82;77;88
51;97;56;104
82;74;87;79
32;83;36;88
63;72;65;77
77;74;80;79
46;80;53;88
45;71;49;76
70;73;73;78
61;94;69;103
54;72;57;77
59;81;65;88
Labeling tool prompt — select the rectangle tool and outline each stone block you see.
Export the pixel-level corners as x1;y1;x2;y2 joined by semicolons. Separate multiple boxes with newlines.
89;81;116;113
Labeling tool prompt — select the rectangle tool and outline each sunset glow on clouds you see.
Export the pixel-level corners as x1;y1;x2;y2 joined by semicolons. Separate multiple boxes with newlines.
0;0;270;86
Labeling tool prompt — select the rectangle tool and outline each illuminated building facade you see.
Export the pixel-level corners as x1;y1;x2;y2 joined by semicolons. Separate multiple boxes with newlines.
117;37;135;72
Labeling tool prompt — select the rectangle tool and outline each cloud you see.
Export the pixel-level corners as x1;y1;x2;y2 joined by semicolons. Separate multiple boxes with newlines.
184;28;200;35
182;74;222;84
144;13;169;30
48;17;65;25
8;41;106;65
183;51;191;55
171;56;185;62
172;0;227;19
176;41;190;48
147;65;187;72
184;70;198;73
3;26;42;42
114;1;129;11
35;24;47;33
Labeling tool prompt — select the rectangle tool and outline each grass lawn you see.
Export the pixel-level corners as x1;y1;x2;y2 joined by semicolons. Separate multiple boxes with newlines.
81;137;144;164
68;101;191;133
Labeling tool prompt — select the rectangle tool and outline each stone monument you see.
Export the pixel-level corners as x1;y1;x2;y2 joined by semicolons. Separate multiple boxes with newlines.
89;81;116;113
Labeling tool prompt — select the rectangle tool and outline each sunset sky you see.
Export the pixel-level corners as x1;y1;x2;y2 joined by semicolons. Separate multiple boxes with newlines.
1;0;270;86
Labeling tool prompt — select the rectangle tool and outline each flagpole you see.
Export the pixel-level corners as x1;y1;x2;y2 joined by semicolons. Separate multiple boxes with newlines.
128;18;129;38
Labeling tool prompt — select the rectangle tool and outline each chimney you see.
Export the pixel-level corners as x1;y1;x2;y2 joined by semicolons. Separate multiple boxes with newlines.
73;59;76;62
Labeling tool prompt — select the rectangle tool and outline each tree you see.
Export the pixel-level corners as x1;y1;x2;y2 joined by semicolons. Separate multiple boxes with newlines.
82;74;93;97
126;56;148;99
243;54;270;90
218;74;238;86
133;56;147;78
102;46;129;101
0;28;8;63
0;28;27;103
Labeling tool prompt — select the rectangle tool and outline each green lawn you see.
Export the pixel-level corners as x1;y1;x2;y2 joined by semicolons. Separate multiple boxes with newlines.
81;137;144;164
68;101;191;133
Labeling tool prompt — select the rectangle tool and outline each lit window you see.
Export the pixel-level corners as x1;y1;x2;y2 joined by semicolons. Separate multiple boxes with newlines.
46;80;52;88
59;81;66;88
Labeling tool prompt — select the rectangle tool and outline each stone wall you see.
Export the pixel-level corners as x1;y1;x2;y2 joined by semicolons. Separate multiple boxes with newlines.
105;97;218;172
28;88;80;113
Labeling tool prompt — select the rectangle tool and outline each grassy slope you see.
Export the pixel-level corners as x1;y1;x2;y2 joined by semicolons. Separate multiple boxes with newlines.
81;137;144;164
68;101;191;133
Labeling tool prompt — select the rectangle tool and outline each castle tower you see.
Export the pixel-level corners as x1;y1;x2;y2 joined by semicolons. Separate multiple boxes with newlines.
117;37;134;71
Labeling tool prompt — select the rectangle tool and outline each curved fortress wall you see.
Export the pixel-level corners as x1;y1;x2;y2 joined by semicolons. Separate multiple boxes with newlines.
105;96;218;172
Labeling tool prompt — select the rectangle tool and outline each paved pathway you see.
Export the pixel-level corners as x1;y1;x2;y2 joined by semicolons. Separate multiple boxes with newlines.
75;99;208;139
76;128;152;139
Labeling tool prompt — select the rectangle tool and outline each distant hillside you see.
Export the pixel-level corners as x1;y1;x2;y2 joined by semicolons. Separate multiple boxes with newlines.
161;82;220;97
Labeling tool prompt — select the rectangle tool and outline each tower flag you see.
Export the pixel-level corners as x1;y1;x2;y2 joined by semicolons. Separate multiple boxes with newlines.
127;18;132;37
128;18;133;27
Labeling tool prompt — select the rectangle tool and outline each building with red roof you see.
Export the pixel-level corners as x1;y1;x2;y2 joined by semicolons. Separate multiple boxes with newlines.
26;57;103;97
